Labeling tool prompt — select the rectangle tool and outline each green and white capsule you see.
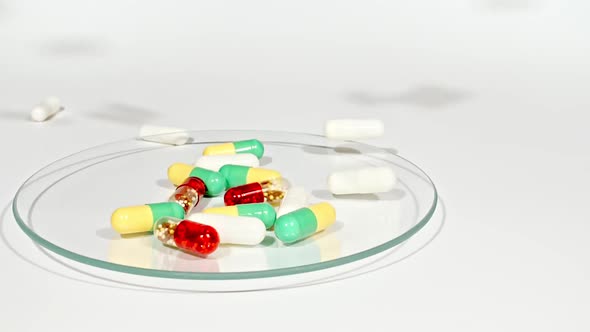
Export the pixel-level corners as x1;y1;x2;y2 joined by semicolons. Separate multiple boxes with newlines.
202;139;265;159
203;202;277;229
274;202;336;244
111;202;185;235
219;164;281;188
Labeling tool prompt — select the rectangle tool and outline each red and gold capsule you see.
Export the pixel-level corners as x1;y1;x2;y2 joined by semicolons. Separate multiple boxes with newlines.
170;177;206;213
224;178;289;206
154;217;219;256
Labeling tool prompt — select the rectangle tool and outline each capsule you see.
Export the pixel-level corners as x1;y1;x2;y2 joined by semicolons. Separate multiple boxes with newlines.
189;213;266;245
194;154;260;172
277;186;309;217
224;178;289;206
203;139;265;159
167;163;226;196
274;202;336;244
203;202;276;229
31;96;64;122
154;217;219;256
219;164;281;188
111;202;185;235
170;177;206;213
138;125;189;146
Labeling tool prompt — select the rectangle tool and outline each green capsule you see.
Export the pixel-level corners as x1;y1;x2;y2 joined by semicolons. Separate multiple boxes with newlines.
219;164;281;188
274;203;336;244
188;167;226;196
203;203;277;229
111;202;185;235
203;139;265;159
168;163;226;196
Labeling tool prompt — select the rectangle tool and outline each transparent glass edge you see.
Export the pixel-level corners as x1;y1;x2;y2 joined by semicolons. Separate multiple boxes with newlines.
11;130;439;280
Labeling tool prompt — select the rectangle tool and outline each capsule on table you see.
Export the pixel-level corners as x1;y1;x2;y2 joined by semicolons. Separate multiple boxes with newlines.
277;186;309;217
111;202;185;235
170;177;206;213
274;202;336;244
203;139;265;159
194;154;260;172
224;178;289;206
167;163;226;196
154;217;219;256
219;164;281;188
203;202;277;229
189;213;266;245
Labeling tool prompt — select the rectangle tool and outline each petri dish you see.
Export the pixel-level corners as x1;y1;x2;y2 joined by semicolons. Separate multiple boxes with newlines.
13;130;437;280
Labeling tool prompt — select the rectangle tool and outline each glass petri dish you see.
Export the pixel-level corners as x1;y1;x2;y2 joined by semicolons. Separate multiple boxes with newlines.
12;130;437;280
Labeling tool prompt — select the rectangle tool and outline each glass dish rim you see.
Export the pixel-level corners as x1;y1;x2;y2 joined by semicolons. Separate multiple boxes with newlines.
12;129;438;280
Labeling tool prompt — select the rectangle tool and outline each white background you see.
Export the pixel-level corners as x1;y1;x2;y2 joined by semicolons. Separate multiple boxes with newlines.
1;1;589;331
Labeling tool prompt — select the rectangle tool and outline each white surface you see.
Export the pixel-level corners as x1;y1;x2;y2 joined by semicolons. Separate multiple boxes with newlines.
189;213;266;245
194;154;260;171
277;186;309;217
325;119;385;139
1;1;589;331
138;124;189;145
328;166;397;195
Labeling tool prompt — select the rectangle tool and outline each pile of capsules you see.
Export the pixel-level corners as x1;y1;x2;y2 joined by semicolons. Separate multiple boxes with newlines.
110;139;335;257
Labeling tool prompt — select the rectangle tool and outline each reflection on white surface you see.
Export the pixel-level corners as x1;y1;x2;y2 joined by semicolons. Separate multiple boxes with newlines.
151;240;221;273
265;230;342;269
108;235;153;269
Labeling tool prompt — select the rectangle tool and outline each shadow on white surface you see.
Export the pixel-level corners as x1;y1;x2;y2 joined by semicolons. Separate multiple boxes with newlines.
0;110;28;121
155;178;174;189
483;0;538;11
39;38;109;57
88;103;160;125
346;84;472;109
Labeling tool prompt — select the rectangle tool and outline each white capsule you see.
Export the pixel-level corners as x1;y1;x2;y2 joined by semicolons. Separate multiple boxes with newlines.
325;119;384;140
328;166;396;195
188;213;266;246
41;96;63;111
138;125;189;145
194;154;259;172
277;186;309;217
30;96;64;122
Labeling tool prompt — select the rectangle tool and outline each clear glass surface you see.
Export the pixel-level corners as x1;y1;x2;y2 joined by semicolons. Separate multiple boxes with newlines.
12;130;437;279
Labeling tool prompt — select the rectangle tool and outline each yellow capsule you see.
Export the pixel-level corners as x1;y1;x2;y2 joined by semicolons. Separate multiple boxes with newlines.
111;205;154;235
308;202;337;231
203;143;236;156
246;168;281;184
203;205;239;216
167;163;194;186
202;139;264;159
111;202;185;235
